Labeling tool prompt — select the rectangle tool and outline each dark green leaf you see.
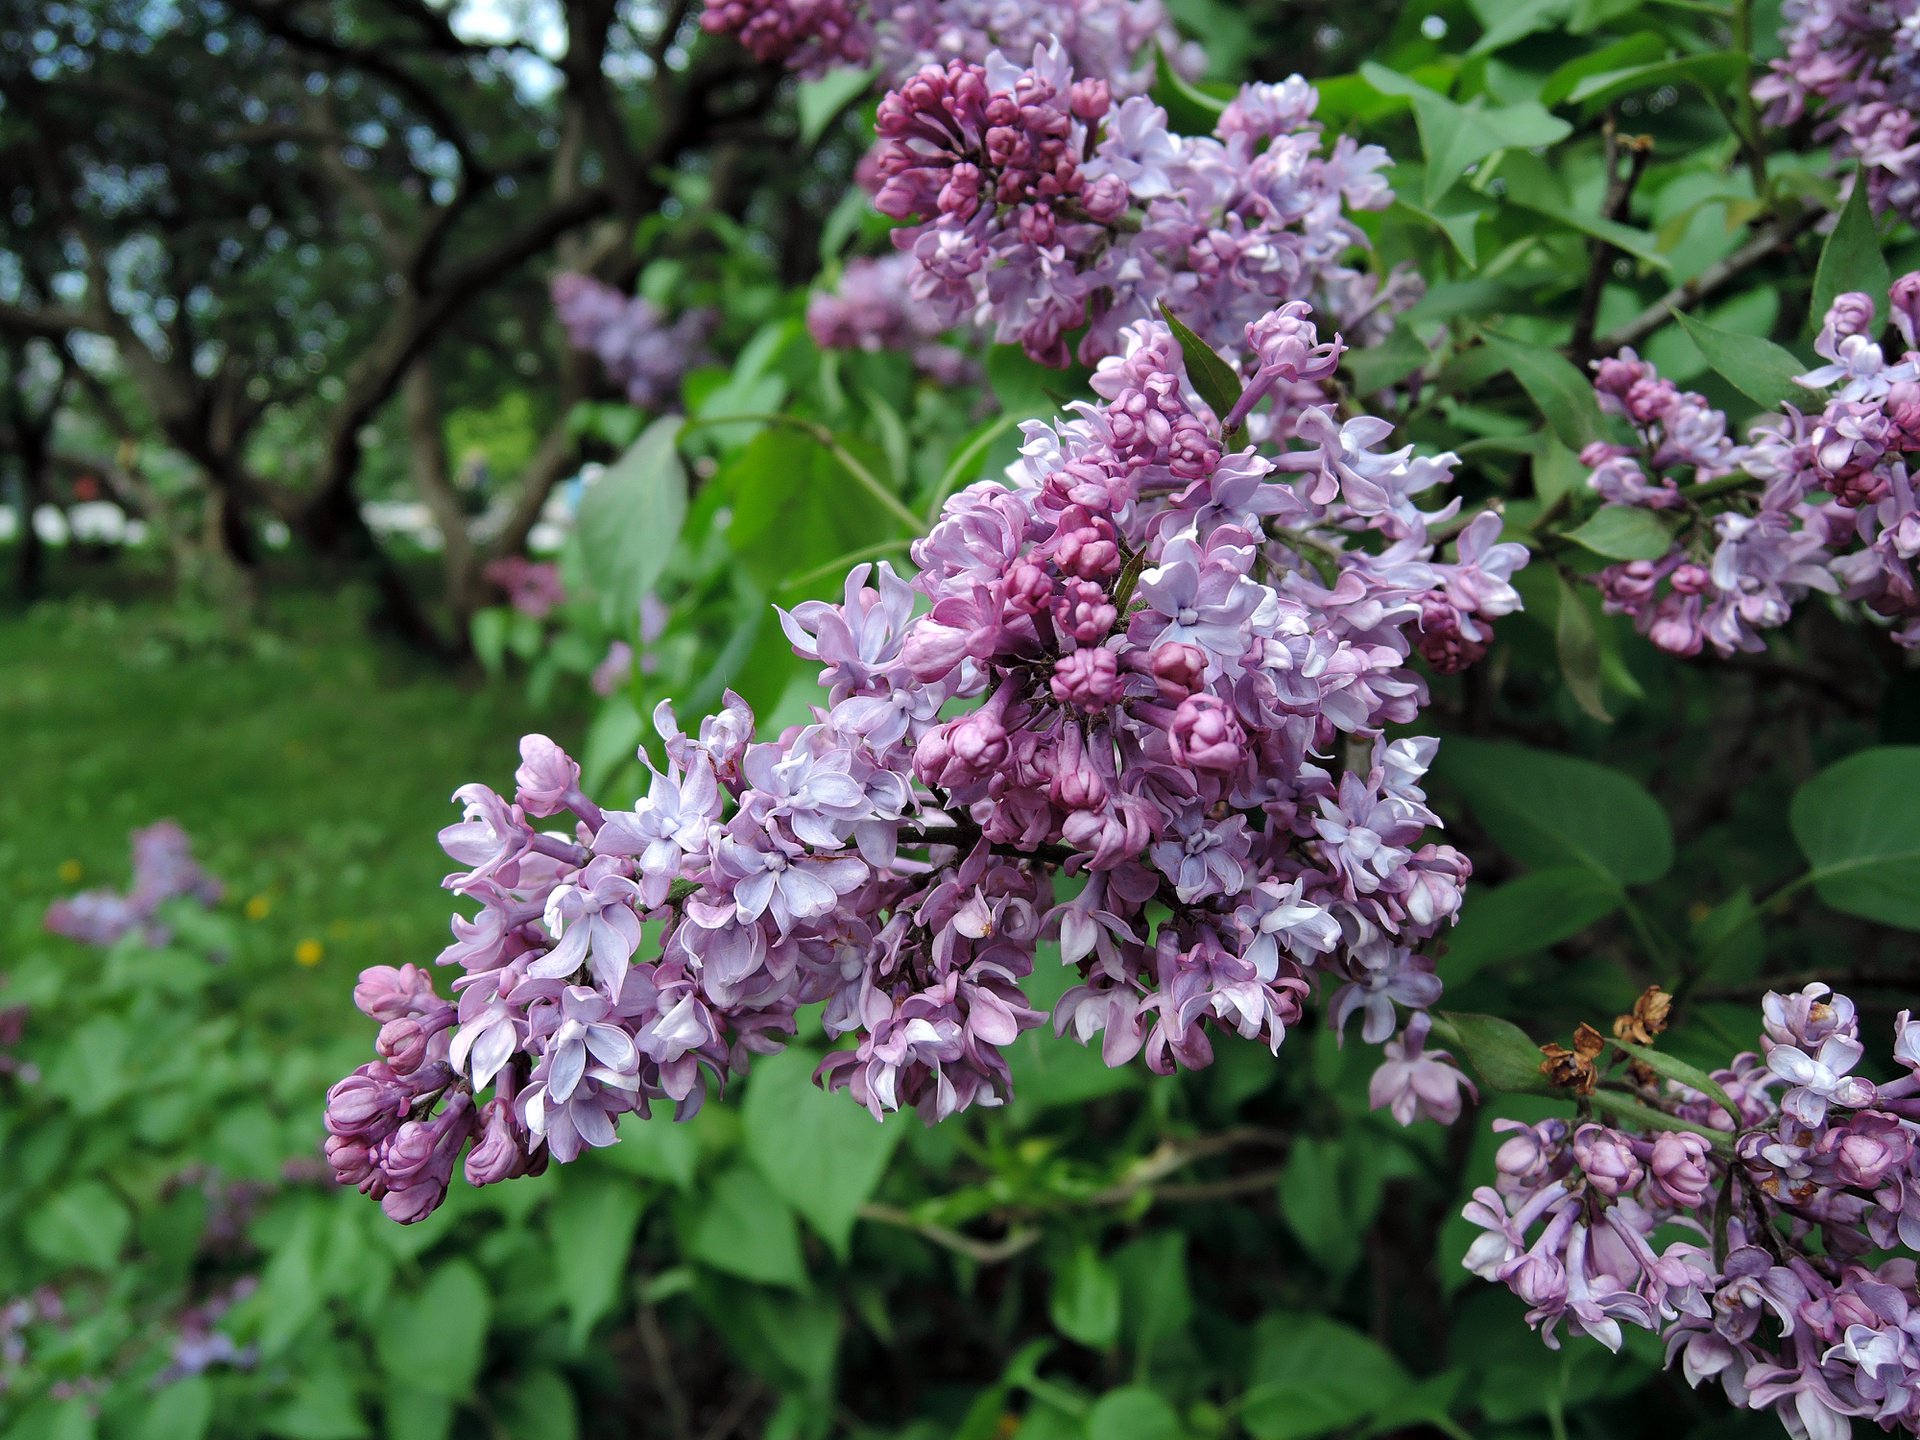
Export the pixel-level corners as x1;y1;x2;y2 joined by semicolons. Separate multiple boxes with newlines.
1587;1090;1734;1151
138;1380;212;1440
1509;196;1672;270
1050;1245;1121;1349
497;1369;581;1440
1564;53;1744;108
1278;1137;1384;1280
1605;1035;1741;1122
681;1164;808;1288
1670;309;1808;411
1436;1011;1555;1096
1159;302;1244;424
1812;178;1892;337
1243;1313;1411;1440
1790;747;1920;928
796;67;873;148
1564;506;1678;562
1152;44;1230;134
1481;332;1608;448
743;1047;903;1258
1556;570;1612;723
576;416;688;617
1087;1387;1183;1440
1443;866;1625;980
1359;64;1573;204
1437;737;1674;883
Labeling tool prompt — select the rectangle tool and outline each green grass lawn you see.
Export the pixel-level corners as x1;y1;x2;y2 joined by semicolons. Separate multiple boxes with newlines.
0;563;584;1044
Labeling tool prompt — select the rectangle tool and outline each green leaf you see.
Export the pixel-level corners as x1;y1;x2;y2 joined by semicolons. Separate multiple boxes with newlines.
1443;866;1625;980
1587;1090;1735;1150
1087;1387;1183;1440
1359;64;1573;205
1556;570;1612;724
547;1173;645;1350
1605;1035;1741;1123
1540;31;1668;105
1050;1245;1121;1348
1278;1137;1384;1281
1790;747;1920;928
1563;53;1744;108
1509;195;1673;270
138;1380;213;1440
1564;506;1678;562
1812;178;1891;338
1670;309;1808;411
1152;44;1231;134
682;1164;808;1288
1481;332;1608;448
1391;195;1486;268
1468;0;1575;55
576;416;688;617
796;67;874;147
376;1260;492;1398
743;1047;903;1259
1159;302;1244;425
1435;737;1675;884
260;1368;370;1440
25;1179;130;1272
470;607;508;677
497;1368;581;1440
1243;1313;1411;1440
1436;1011;1554;1096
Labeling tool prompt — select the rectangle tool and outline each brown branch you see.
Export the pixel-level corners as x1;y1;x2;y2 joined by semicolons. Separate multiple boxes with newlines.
1592;209;1822;356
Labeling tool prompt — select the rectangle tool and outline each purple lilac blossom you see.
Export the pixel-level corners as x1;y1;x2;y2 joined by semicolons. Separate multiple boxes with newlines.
1467;984;1920;1440
484;555;567;621
1755;0;1920;225
700;0;1192;92
44;821;223;948
806;253;980;383
550;273;713;411
323;300;1520;1222
1584;274;1920;655
869;43;1405;372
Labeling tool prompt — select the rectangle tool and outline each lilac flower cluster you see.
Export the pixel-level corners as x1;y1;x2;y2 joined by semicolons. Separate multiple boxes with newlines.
700;0;1190;93
870;44;1402;369
484;555;567;621
1755;0;1920;225
44;821;223;949
550;273;713;411
1583;275;1920;655
325;300;1521;1221
1467;986;1920;1440
807;253;979;384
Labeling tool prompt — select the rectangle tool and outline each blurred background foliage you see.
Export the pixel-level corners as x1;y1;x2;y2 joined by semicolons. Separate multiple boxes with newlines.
3;0;1919;1437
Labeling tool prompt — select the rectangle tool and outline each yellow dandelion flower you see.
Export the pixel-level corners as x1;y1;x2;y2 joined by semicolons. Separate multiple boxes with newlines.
294;938;325;967
57;859;83;884
245;894;272;921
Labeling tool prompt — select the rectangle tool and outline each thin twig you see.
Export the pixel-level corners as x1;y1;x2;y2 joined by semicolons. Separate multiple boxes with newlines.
1592;211;1820;356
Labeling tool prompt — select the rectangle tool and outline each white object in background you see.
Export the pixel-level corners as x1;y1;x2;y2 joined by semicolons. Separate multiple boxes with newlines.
68;501;129;545
527;521;568;555
261;518;292;549
0;508;16;543
32;505;69;545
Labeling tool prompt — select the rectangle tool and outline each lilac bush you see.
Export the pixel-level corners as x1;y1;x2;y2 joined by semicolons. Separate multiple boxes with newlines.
1467;986;1920;1440
1582;275;1920;654
323;298;1523;1221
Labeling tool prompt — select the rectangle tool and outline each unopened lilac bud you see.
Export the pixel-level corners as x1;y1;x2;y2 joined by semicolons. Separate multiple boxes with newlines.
1082;174;1130;223
1051;647;1121;709
1823;291;1878;348
324;1134;377;1188
1648;1131;1715;1208
1892;272;1920;349
465;1098;527;1186
1054;579;1118;643
915;710;1009;787
381;1120;440;1188
1068;77;1110;120
1494;1122;1556;1184
1150;642;1206;703
324;1065;411;1141
353;964;435;1023
377;1019;430;1075
1670;563;1711;597
514;734;582;817
1169;694;1245;772
1572;1123;1644;1198
380;1180;446;1225
900;620;972;682
1821;1113;1911;1188
1002;560;1053;617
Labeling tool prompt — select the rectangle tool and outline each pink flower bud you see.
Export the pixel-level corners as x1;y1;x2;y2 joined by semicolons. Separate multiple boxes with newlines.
1571;1123;1644;1198
1169;694;1245;772
514;733;582;817
1150;643;1206;703
1051;647;1121;709
1648;1131;1715;1208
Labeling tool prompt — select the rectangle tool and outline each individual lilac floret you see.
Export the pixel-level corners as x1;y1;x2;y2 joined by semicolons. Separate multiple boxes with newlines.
1466;988;1920;1440
321;301;1518;1224
1582;274;1920;656
807;253;978;383
550;273;713;410
45;821;223;949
